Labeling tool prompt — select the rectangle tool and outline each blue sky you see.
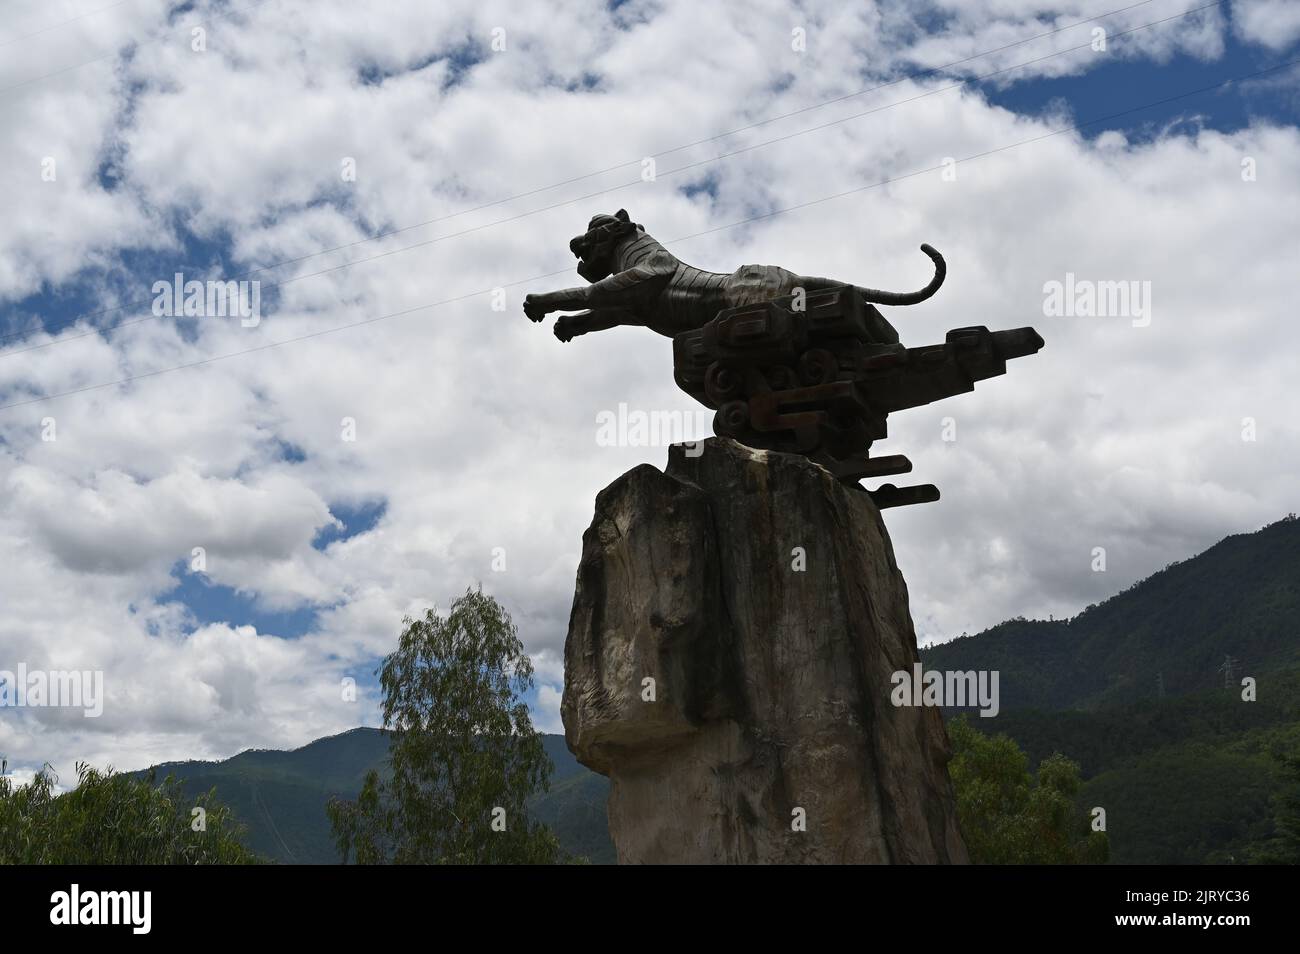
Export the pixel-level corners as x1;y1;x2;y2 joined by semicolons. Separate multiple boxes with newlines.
981;24;1298;138
0;0;1297;774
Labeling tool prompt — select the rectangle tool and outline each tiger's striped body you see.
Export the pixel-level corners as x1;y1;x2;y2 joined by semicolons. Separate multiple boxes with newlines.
524;211;944;345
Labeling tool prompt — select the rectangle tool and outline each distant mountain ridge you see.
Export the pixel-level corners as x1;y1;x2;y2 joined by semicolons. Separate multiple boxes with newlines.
921;515;1300;711
920;515;1300;863
134;729;613;864
137;516;1300;864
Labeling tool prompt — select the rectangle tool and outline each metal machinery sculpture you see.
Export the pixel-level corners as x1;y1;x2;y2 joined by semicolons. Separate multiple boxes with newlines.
525;210;1043;508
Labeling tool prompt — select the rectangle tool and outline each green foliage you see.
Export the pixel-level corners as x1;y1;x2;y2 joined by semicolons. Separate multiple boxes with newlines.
102;518;1300;866
129;729;613;864
327;588;564;864
963;679;1297;778
948;686;1300;865
1079;741;1277;864
926;517;1300;864
1252;749;1300;863
0;761;260;864
948;717;1108;864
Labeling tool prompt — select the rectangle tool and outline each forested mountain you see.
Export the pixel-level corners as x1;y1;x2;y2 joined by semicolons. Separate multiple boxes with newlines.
922;515;1300;711
138;517;1300;864
135;730;613;864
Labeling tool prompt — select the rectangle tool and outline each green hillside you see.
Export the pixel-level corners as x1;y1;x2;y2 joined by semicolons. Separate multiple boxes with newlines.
134;730;613;864
923;516;1300;864
137;517;1300;864
922;515;1300;711
960;677;1300;863
965;670;1300;778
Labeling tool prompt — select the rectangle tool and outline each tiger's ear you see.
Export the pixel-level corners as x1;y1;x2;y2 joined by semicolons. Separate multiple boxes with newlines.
615;209;630;222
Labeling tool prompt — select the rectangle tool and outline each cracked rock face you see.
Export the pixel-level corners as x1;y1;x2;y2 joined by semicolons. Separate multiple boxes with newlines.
561;437;968;864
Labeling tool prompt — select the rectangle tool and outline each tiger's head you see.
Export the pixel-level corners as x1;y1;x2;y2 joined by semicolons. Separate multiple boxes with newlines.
569;209;640;282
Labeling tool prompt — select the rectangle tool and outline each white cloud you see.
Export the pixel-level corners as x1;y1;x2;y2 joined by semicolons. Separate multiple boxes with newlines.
0;0;1295;777
1233;0;1300;51
534;683;564;735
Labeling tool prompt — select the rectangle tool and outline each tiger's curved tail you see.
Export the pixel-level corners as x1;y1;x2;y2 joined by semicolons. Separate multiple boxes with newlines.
859;244;946;306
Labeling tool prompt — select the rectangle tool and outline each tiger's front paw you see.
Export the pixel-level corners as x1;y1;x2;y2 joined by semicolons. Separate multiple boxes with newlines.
554;315;579;342
523;295;549;323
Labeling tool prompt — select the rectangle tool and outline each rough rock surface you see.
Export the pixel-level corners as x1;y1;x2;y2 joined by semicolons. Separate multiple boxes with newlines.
561;437;968;864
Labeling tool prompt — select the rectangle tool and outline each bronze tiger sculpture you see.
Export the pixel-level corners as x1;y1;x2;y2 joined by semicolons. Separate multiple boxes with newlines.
524;210;1043;507
522;209;946;344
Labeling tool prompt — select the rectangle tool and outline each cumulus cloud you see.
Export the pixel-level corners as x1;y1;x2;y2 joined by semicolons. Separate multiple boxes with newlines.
1233;0;1300;51
0;0;1295;775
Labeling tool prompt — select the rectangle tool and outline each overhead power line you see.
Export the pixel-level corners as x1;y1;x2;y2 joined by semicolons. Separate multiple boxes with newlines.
1;0;1219;357
2;55;1293;414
